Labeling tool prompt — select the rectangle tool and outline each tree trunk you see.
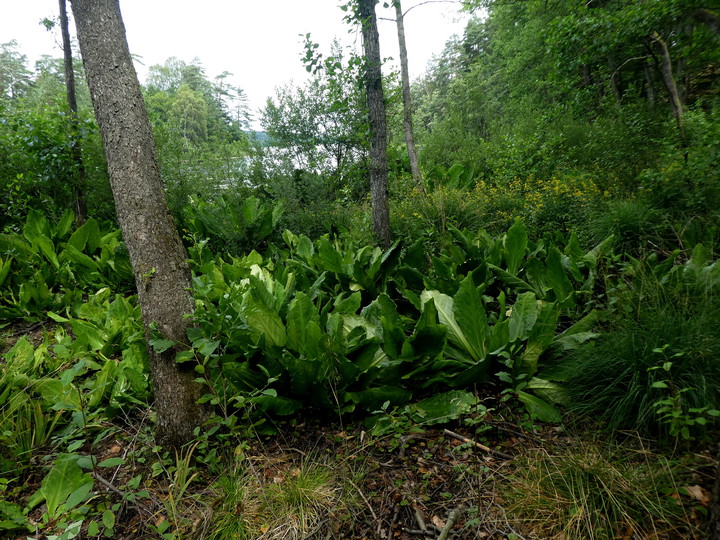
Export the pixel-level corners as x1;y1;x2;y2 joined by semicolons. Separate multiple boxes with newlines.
393;0;423;192
59;0;87;225
649;32;685;143
358;0;392;247
70;0;206;448
644;59;655;107
709;442;720;539
694;8;720;36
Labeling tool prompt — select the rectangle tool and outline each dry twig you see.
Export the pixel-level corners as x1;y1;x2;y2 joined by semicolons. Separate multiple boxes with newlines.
443;429;514;460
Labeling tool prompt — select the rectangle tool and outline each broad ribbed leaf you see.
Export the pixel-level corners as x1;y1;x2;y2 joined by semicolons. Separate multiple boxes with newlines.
545;245;573;303
317;236;344;274
517;390;562;423
39;454;92;518
508;292;538;342
243;296;287;348
503;219;527;275
55;210;75;239
410;390;476;424
453;275;488;361
67;218;101;252
287;292;322;357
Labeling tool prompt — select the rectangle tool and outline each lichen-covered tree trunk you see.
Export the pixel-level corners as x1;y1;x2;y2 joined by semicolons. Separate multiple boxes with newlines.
70;0;206;447
358;0;392;247
650;32;685;143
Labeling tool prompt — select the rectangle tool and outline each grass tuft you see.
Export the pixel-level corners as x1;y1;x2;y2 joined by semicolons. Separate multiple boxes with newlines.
504;436;702;539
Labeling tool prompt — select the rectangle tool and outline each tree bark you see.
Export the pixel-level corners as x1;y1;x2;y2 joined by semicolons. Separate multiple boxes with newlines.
393;0;424;192
709;441;720;539
59;0;87;225
694;8;720;36
649;32;686;144
358;0;392;247
644;59;655;107
70;0;206;447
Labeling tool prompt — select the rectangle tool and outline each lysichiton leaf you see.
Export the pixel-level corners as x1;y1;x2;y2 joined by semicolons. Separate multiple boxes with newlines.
503;219;527;275
452;275;488;362
516;390;562;423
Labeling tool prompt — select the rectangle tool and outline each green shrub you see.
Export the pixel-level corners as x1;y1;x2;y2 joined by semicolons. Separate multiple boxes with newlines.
559;255;720;438
585;198;666;255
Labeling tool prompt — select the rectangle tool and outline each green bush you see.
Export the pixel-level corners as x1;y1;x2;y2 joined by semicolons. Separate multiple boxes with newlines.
558;252;720;438
585;198;666;255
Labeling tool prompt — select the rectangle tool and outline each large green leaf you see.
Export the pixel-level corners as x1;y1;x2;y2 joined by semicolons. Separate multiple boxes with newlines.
409;390;477;424
516;301;559;378
35;454;93;518
22;209;50;244
488;264;534;292
286;292;322;357
516;390;562;423
34;234;60;270
508;292;539;343
0;257;12;288
67;218;102;252
55;209;75;240
452;275;488;361
345;386;413;411
545;245;574;304
317;236;344;274
503;219;528;275
421;286;488;374
242;296;287;348
61;244;100;272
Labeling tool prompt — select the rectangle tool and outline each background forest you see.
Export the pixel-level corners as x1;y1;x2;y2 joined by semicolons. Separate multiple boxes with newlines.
1;0;720;538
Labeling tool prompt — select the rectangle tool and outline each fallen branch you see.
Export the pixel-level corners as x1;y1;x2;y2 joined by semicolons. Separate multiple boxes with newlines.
348;478;378;522
437;504;464;540
91;471;154;518
412;504;428;532
443;429;513;460
402;528;435;537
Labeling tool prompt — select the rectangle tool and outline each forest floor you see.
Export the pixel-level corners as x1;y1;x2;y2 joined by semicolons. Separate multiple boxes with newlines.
2;321;717;539
15;409;717;539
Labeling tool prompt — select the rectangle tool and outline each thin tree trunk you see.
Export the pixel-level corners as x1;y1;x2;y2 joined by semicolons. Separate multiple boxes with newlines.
709;442;720;540
59;0;87;225
394;0;424;192
70;0;206;448
358;0;392;247
649;32;685;143
644;59;655;107
694;8;720;35
607;54;622;103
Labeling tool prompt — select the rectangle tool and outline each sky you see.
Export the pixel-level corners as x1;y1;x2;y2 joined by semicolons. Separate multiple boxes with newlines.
1;1;468;127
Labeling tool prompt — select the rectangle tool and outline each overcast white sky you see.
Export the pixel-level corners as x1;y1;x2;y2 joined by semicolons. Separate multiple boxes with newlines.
2;1;467;126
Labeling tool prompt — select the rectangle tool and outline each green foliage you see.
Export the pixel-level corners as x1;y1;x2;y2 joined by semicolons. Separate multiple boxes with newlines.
184;194;284;255
0;45;112;229
649;347;720;440
557;249;720;438
586;198;665;255
261;38;369;200
0;210;133;319
184;220;615;424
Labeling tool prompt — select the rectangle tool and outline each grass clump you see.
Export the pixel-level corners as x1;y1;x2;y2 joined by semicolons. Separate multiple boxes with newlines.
558;260;720;439
504;436;701;539
207;454;360;540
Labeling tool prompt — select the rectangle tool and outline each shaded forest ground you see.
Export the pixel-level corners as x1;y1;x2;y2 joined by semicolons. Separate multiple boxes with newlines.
3;317;715;539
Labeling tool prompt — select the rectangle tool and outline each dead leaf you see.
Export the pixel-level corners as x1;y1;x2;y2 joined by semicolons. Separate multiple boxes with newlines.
432;515;446;529
684;485;711;505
